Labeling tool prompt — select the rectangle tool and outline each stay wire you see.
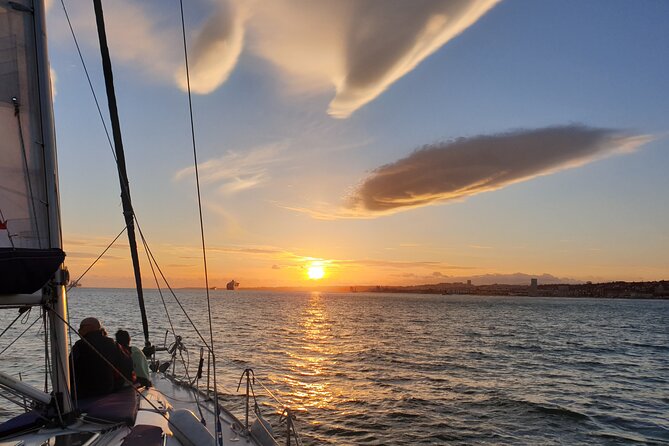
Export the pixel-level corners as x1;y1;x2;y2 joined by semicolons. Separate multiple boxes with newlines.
178;2;221;444
59;0;116;161
177;1;215;355
67;226;126;292
60;0;221;424
61;0;212;353
135;222;211;351
139;229;178;344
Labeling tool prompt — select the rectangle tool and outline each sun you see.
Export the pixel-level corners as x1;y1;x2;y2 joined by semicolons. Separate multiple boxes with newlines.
307;264;325;280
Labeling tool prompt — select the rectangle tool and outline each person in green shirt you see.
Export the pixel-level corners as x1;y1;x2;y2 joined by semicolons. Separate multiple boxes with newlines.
115;329;152;388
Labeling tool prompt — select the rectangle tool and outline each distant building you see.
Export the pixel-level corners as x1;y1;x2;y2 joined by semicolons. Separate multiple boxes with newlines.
467;280;472;286
530;278;538;290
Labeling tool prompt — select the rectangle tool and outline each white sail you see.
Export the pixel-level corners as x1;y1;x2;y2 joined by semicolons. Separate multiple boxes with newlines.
0;0;63;295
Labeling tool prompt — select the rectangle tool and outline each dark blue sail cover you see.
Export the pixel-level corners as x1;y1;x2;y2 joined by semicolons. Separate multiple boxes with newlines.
0;248;64;294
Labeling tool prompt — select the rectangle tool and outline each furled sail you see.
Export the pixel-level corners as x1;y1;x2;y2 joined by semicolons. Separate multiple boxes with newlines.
0;1;63;294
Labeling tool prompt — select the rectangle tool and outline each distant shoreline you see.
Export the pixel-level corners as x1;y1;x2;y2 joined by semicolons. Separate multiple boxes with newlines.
74;280;668;299
243;280;669;299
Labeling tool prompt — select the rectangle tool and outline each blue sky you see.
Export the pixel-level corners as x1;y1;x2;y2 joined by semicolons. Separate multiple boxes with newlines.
45;0;669;287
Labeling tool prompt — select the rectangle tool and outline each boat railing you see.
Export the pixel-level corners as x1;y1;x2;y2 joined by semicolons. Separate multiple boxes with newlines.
154;333;303;446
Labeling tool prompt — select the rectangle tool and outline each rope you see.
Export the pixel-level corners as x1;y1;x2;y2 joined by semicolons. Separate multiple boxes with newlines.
61;0;215;365
67;226;126;291
0;308;30;340
178;2;221;444
254;377;286;408
0;207;15;249
0;315;41;356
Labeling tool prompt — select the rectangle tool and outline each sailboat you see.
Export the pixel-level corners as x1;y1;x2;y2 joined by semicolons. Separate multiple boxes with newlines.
0;1;297;445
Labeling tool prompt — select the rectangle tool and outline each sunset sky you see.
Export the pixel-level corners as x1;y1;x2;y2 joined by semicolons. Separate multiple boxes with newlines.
45;0;669;288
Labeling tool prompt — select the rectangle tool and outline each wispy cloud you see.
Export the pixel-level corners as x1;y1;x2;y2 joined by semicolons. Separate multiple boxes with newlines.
334;258;475;270
174;143;285;194
469;244;493;250
345;125;651;216
137;241;474;273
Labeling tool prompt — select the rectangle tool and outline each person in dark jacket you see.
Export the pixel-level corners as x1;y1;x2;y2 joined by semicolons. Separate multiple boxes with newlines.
70;317;133;399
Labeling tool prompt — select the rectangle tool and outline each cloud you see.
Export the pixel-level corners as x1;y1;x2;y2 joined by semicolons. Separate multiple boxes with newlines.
174;143;285;194
50;1;498;117
239;0;500;117
175;1;247;94
334;258;474;270
49;0;178;82
347;125;652;215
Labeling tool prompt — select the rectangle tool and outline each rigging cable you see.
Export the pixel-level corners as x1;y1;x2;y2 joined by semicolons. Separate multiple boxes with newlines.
92;0;151;349
178;2;222;444
139;232;178;343
67;226;126;292
44;307;203;443
136;222;211;350
0;315;41;357
58;0;210;352
56;3;233;438
59;0;116;161
0;307;30;340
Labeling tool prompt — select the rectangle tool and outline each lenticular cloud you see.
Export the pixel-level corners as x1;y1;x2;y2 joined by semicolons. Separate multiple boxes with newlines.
181;0;500;117
175;1;247;94
347;126;651;214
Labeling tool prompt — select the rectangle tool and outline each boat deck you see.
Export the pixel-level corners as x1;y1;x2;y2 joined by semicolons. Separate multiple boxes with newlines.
0;372;274;446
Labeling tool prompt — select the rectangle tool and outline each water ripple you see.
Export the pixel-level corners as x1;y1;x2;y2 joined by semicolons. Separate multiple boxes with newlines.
1;292;667;445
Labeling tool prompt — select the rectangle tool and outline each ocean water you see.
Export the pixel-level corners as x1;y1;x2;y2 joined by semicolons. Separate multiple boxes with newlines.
1;290;668;445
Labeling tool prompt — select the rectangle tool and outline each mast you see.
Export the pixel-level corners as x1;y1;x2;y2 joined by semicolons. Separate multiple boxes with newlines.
92;0;151;348
34;0;73;416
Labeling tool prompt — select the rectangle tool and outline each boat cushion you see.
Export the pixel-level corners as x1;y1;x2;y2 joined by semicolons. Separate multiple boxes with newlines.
121;424;164;446
78;385;138;425
0;410;46;438
168;409;215;446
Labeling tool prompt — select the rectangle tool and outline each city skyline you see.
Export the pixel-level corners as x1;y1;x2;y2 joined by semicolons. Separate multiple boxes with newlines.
43;0;669;288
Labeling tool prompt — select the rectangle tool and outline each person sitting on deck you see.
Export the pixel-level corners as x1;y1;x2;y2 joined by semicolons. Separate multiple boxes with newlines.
115;329;152;388
70;317;134;399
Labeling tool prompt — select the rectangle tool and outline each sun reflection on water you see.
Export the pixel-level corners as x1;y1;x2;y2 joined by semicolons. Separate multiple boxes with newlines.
277;292;337;412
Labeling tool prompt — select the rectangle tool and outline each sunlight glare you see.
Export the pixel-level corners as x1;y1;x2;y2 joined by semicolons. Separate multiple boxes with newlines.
307;264;325;280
